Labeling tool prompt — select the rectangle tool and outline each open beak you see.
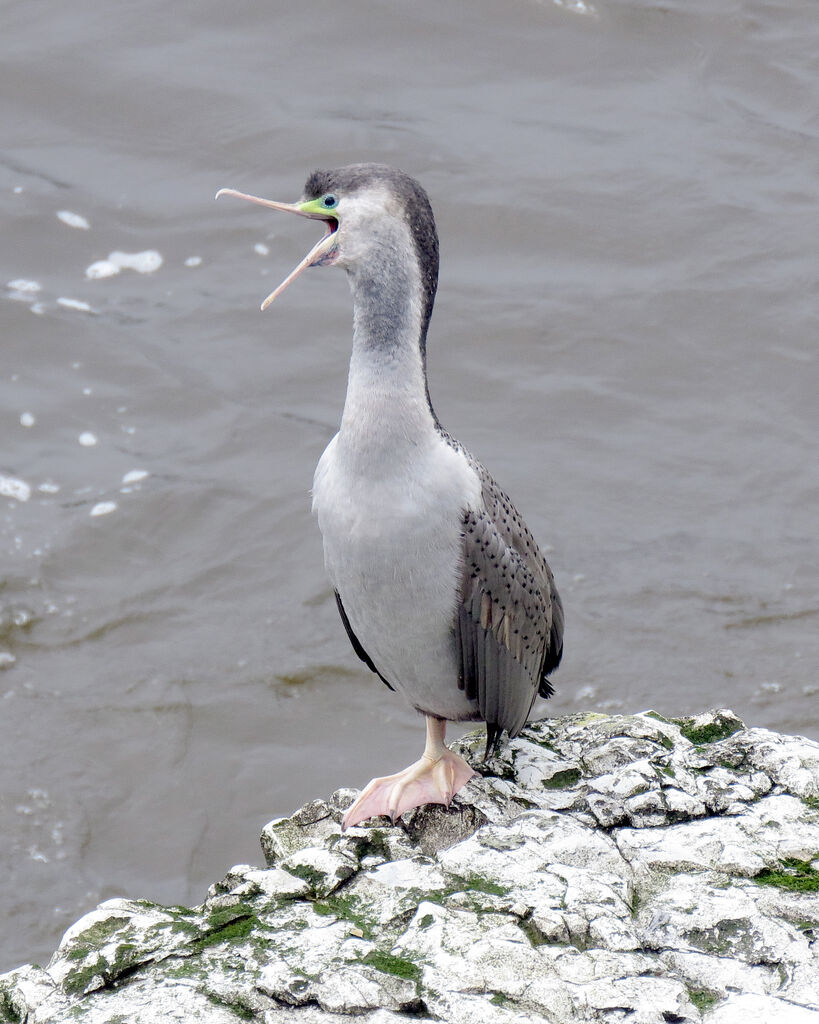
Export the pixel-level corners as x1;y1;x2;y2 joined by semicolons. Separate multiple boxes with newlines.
215;188;339;310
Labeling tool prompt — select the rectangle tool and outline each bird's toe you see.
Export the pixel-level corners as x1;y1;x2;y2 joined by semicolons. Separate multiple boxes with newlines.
341;750;477;831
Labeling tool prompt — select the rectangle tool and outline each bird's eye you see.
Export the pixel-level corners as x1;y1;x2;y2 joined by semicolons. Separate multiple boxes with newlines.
321;194;338;209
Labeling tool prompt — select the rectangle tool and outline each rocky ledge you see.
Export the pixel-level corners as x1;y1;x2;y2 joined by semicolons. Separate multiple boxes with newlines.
2;710;819;1024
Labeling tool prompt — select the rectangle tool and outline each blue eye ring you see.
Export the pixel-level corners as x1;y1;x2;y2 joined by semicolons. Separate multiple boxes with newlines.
321;193;338;210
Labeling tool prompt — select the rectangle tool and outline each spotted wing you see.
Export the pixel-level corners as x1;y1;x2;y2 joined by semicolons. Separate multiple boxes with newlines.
455;467;563;743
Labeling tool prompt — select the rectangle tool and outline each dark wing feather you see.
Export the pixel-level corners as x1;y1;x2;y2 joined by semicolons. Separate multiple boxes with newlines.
334;590;395;691
456;464;563;742
540;584;564;697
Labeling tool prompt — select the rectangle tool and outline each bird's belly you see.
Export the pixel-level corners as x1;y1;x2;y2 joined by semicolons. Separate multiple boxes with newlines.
312;436;481;720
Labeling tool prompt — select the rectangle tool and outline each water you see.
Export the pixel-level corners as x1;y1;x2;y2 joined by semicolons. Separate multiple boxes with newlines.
1;0;817;971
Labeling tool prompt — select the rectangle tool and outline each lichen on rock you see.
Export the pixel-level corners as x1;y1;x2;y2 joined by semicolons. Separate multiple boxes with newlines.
2;709;819;1023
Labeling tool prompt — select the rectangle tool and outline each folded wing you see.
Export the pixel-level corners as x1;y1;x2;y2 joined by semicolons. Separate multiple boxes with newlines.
456;466;563;749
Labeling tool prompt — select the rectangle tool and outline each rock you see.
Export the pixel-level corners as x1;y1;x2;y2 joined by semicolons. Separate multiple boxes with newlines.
2;709;819;1023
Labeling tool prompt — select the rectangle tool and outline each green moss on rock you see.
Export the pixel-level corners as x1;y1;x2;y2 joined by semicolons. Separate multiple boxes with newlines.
543;768;582;790
518;916;549;947
204;990;255;1020
164;960;209;982
196;916;256;950
0;989;23;1024
688;987;719;1013
311;894;374;938
674;715;742;745
283;862;327;889
206;904;256;930
361;950;421;981
456;874;508;897
753;858;819;894
62;955;108;996
361;828;390;860
67;916;130;961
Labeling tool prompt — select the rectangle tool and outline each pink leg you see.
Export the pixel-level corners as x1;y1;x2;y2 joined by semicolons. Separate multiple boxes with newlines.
341;716;477;831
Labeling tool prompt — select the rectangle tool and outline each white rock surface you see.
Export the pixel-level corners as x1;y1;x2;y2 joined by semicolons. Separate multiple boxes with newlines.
2;709;819;1023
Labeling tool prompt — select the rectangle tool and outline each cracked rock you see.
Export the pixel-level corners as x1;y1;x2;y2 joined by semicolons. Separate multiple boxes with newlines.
2;709;819;1023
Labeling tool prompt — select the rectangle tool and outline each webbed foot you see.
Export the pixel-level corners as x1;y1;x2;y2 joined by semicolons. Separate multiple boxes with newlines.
341;716;477;831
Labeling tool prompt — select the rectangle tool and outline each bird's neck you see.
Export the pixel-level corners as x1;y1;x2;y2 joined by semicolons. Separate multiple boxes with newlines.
338;245;438;463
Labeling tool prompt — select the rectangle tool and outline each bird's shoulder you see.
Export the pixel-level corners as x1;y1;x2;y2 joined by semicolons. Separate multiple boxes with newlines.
436;428;555;590
316;423;481;514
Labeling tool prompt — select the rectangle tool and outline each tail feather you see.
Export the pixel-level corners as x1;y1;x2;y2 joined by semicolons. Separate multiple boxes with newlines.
484;722;503;760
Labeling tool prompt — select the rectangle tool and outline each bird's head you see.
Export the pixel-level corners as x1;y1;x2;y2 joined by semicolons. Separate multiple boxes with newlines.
216;163;438;315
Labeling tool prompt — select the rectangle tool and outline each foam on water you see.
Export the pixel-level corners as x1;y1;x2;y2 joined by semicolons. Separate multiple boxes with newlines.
6;279;41;297
84;260;119;280
89;502;117;517
7;280;43;306
85;250;163;279
0;476;31;503
56;210;89;230
77;432;97;447
57;297;93;313
121;469;149;484
549;0;597;15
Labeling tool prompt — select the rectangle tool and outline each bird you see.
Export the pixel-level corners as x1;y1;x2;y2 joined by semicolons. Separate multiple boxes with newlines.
216;164;563;831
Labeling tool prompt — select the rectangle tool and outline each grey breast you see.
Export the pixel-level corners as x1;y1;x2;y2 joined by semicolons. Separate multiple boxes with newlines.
455;459;564;744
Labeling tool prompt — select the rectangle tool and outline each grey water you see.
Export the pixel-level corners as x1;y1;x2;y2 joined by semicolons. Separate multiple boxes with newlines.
1;0;817;971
